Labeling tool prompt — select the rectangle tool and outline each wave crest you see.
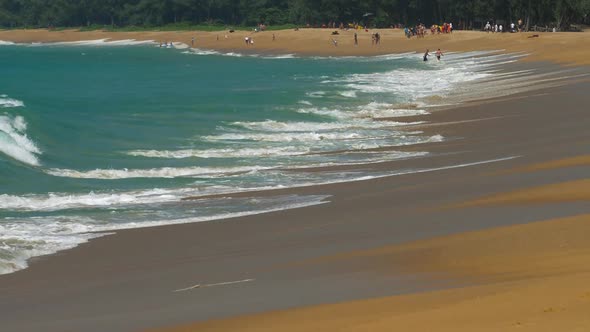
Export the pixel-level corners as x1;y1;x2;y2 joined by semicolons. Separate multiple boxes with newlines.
0;113;41;166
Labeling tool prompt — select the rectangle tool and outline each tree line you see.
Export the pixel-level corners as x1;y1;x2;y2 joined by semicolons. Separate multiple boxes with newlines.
1;0;589;31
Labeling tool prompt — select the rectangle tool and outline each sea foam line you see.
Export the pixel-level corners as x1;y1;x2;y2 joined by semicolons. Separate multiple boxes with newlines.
28;39;156;47
0;194;330;275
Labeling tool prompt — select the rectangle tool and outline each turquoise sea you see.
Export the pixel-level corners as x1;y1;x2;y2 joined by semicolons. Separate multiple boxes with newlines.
0;40;523;274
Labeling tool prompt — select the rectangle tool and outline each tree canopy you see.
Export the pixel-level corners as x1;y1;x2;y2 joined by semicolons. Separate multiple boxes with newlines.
1;0;589;30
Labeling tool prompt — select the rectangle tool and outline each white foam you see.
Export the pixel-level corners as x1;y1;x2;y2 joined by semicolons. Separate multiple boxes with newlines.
0;188;190;212
204;131;367;143
172;42;190;49
0;96;24;108
295;107;349;119
357;105;430;119
29;39;155;47
230;119;401;132
45;165;271;179
306;91;326;98
339;91;358;98
317;51;534;109
184;48;297;59
127;146;312;159
0;40;15;46
260;54;297;59
0;194;330;275
309;52;416;62
183;48;220;56
0;114;41;166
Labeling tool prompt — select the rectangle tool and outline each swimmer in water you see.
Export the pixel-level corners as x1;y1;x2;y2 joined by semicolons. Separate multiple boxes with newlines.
423;49;430;61
435;48;443;61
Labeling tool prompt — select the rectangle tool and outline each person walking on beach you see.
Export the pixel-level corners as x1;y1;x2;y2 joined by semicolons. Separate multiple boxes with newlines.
435;48;443;61
354;32;358;46
423;49;430;61
191;37;194;47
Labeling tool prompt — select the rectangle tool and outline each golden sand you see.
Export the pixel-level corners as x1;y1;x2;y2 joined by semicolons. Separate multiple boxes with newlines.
2;29;590;65
455;179;590;207
146;153;590;332
510;155;590;173
148;214;590;332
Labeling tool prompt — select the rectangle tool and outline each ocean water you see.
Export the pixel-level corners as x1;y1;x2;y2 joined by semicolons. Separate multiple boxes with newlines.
0;40;528;274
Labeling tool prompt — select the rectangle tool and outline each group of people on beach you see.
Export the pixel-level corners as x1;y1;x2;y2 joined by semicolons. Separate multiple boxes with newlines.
405;22;453;38
484;19;525;33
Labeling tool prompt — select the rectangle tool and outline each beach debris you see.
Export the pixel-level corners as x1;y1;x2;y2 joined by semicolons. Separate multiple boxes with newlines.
173;278;255;292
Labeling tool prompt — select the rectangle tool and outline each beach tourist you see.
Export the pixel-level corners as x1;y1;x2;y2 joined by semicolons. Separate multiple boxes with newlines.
245;36;250;45
499;24;503;32
354;32;358;46
332;38;338;47
435;48;443;61
423;49;430;61
273;33;276;41
191;37;194;46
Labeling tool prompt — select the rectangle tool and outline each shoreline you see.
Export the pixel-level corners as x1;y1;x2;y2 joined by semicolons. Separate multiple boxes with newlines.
1;33;590;331
2;73;590;331
2;29;590;65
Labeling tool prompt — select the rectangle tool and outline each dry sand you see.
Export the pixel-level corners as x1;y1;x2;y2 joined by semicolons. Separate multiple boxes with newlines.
2;28;590;65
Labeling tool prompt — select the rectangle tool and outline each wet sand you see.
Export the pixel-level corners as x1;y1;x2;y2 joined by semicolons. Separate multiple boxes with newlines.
2;28;590;65
154;213;590;332
1;29;590;332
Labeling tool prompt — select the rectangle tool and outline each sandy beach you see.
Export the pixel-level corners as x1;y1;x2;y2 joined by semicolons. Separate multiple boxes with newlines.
1;28;590;332
2;28;590;65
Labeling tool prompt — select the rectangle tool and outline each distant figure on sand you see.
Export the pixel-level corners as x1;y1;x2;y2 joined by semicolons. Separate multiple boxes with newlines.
354;32;358;46
191;37;194;47
273;33;276;41
435;48;443;61
332;39;338;47
423;49;430;61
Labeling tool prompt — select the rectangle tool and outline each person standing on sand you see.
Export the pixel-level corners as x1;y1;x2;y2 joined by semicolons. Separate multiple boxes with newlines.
354;32;358;46
191;37;194;47
273;33;276;41
423;49;430;61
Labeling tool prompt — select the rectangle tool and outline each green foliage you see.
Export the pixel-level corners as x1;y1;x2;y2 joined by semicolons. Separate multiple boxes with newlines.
0;0;588;29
